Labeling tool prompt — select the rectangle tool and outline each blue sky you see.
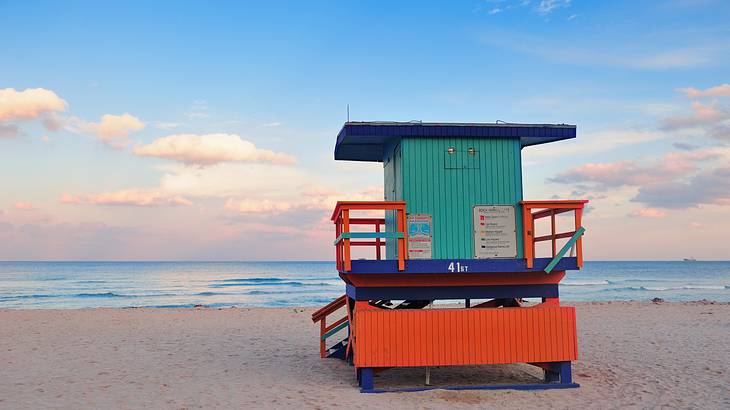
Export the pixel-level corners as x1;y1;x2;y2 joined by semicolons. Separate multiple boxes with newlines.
1;1;729;260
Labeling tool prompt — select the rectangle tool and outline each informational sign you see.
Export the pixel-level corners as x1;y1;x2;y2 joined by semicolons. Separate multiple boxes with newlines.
407;214;432;259
473;205;517;258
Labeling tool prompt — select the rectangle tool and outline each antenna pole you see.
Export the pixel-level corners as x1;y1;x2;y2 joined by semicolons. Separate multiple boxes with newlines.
347;104;350;122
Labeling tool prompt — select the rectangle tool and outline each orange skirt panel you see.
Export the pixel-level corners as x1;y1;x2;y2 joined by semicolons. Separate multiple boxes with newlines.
354;307;577;367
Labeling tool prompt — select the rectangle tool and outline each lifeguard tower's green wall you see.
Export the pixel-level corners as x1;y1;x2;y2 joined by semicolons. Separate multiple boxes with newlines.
383;137;524;260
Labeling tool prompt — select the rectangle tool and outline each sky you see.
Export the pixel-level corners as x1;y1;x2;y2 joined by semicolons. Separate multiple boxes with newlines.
1;0;729;261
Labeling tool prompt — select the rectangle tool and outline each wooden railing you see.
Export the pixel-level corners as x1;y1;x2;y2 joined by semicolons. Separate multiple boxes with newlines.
332;201;407;272
311;295;348;358
521;200;588;270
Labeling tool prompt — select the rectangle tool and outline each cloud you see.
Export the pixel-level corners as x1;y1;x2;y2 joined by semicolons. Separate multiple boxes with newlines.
661;88;730;142
154;122;182;130
672;142;699;151
677;84;730;98
536;0;571;14
661;101;728;130
93;113;145;148
224;199;295;214
67;113;146;148
134;133;296;166
633;166;730;209
551;145;730;209
548;159;684;189
13;202;36;210
261;122;282;127
628;208;667;218
0;123;20;138
60;189;191;207
224;186;382;216
0;88;67;121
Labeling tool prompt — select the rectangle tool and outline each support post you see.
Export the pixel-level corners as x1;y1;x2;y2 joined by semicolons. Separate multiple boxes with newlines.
559;361;573;384
359;368;374;390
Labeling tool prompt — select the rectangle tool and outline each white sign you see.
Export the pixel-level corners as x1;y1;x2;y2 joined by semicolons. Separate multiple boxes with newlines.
473;205;517;258
407;214;432;259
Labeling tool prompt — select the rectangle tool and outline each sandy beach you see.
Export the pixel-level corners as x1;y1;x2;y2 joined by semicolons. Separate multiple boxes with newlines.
1;301;728;409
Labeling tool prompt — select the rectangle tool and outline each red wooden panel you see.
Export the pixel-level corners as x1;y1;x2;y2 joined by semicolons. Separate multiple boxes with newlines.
354;307;578;368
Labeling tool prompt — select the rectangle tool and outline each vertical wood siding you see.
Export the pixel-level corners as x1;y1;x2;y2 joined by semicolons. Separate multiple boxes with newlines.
400;137;524;259
354;307;577;367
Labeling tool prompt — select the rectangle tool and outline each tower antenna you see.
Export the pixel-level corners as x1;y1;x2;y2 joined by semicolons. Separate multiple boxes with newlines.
347;104;350;122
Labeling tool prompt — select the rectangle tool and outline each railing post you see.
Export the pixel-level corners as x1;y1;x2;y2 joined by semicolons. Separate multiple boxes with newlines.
343;209;351;272
375;222;381;260
522;204;534;269
574;208;584;268
550;209;557;257
396;206;405;271
335;218;341;270
320;318;327;358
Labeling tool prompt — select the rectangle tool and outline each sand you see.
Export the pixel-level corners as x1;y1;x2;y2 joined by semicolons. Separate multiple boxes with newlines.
1;301;729;409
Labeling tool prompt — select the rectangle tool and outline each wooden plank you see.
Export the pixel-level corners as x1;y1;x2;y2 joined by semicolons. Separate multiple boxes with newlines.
544;227;585;273
322;320;349;341
333;231;404;245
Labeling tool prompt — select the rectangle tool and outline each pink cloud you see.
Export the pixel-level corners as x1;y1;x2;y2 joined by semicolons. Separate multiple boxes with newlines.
661;101;728;130
0;88;67;121
134;133;296;166
66;113;145;149
60;189;191;207
549;150;719;189
677;84;730;98
628;208;666;218
224;186;383;216
224;199;295;214
13;202;36;210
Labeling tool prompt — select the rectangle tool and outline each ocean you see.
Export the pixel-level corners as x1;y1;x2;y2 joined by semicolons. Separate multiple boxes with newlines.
0;261;728;309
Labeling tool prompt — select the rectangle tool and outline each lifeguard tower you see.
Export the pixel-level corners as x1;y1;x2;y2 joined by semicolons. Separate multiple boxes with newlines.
312;121;587;392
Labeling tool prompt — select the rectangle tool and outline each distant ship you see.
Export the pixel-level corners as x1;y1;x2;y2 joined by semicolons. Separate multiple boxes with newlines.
683;257;697;262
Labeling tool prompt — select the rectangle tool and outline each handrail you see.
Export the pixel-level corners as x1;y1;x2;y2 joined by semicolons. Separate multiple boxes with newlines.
311;294;349;358
332;201;407;272
311;294;346;323
521;200;588;269
334;231;404;245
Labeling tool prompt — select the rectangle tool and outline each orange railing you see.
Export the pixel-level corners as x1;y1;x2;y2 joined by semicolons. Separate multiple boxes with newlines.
332;201;407;272
311;295;348;358
521;200;588;269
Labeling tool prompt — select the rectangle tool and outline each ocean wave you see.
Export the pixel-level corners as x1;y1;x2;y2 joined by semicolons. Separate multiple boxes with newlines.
600;285;729;292
75;292;127;298
209;281;333;288
0;294;61;301
562;280;610;286
217;277;288;283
